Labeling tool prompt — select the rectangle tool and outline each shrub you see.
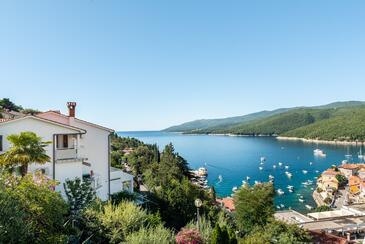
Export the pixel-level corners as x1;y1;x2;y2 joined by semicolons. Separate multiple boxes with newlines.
176;228;203;244
0;173;68;243
316;187;323;193
83;200;161;243
324;197;333;205
124;225;175;244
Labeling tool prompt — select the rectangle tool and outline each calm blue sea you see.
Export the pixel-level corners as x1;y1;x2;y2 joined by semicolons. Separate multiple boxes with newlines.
117;131;364;213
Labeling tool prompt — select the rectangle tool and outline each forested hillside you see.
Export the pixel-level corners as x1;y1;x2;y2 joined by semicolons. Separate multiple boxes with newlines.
165;101;365;142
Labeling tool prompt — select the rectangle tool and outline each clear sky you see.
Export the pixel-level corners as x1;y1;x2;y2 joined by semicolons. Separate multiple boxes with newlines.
0;1;364;131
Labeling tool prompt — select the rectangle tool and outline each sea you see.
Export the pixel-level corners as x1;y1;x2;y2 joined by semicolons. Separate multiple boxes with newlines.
117;131;364;213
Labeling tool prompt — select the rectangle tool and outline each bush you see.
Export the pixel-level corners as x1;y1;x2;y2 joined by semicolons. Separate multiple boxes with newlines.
0;173;68;243
63;177;95;215
314;205;332;212
124;225;175;244
83;200;162;243
316;187;323;193
176;228;203;244
111;190;137;204
324;197;333;205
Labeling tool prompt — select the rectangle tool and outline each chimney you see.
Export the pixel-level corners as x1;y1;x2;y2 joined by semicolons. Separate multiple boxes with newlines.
67;102;77;117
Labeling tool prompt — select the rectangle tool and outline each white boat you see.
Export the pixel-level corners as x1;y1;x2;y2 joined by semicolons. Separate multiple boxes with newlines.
277;189;284;195
254;180;261;185
218;175;223;183
276;205;281;209
342;160;348;165
314;149;326;157
358;148;364;159
280;204;285;208
305;205;313;210
287;185;294;193
259;167;263;170
246;176;250;181
273;165;277;169
285;165;289;169
315;170;319;173
232;186;238;192
298;198;304;203
285;171;292;178
269;175;275;180
278;162;283;166
260;157;266;162
309;162;313;165
302;170;308;174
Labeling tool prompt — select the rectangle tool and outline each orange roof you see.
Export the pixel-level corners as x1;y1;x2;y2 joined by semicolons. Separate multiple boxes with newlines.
359;168;365;172
322;169;341;176
217;197;235;212
349;175;361;186
340;164;363;170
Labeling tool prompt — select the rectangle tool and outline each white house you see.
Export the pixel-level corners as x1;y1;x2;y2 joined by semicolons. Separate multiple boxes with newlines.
0;102;134;201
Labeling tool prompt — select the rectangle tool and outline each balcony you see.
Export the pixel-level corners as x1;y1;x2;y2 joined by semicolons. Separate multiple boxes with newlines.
56;148;78;161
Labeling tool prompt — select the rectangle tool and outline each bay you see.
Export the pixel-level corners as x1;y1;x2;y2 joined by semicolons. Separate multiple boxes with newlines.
118;131;364;213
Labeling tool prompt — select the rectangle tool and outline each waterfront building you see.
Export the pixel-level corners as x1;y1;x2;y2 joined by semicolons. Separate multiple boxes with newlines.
339;164;364;179
317;168;341;193
349;176;362;195
0;102;134;200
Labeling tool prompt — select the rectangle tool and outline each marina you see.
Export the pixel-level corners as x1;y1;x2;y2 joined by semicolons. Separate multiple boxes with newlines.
118;131;365;213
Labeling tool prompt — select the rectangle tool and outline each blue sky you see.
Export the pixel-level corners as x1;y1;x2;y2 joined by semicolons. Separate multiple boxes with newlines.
0;1;364;131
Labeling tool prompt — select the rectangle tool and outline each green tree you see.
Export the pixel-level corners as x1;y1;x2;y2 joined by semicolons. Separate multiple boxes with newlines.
0;132;51;176
0;173;68;243
314;205;332;212
241;220;312;244
234;183;275;234
211;223;223;244
0;185;33;243
0;98;22;111
335;174;347;187
63;177;95;216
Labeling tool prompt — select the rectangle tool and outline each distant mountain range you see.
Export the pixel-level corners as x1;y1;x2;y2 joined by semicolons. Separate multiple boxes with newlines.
164;101;365;141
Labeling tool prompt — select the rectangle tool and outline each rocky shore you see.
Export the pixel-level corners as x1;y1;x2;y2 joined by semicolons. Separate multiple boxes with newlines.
277;136;365;146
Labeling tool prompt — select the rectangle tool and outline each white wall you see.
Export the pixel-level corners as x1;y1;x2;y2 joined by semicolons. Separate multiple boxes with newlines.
71;120;111;201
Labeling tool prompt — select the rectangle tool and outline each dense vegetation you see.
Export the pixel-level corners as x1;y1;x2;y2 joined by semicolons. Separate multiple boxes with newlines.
165;102;365;142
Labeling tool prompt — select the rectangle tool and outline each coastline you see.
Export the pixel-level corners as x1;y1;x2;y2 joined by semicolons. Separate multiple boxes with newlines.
277;136;365;146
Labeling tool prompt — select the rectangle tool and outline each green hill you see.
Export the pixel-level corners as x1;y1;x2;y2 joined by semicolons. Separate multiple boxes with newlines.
164;101;365;141
163;108;293;132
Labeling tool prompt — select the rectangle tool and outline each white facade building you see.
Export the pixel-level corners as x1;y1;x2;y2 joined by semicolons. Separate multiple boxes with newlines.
0;102;133;201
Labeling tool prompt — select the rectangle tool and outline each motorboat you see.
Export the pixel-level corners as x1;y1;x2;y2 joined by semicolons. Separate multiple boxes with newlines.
285;171;293;178
302;170;308;174
232;186;238;192
273;165;277;169
277;189;284;195
298;198;304;203
285;165;289;169
278;162;283;166
259;167;263;170
305;205;313;210
314;149;326;157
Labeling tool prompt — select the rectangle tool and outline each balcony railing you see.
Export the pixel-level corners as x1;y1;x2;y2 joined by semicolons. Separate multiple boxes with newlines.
55;148;79;161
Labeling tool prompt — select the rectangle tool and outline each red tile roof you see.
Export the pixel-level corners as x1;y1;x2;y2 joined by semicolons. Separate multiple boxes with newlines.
217;197;235;212
310;230;355;244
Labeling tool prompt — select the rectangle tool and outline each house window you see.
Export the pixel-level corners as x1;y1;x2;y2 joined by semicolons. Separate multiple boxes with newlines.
0;135;2;151
63;135;68;148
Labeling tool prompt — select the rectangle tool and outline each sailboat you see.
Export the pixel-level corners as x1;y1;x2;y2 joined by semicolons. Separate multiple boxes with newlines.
345;147;352;159
358;147;365;160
